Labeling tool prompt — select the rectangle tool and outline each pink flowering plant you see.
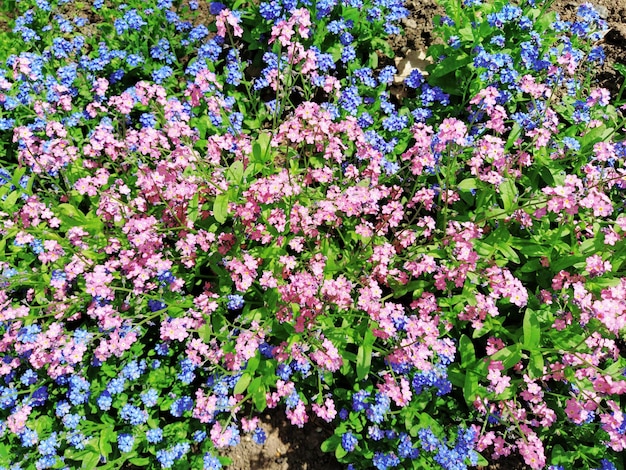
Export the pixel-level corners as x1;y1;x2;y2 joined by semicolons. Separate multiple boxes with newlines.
0;0;625;469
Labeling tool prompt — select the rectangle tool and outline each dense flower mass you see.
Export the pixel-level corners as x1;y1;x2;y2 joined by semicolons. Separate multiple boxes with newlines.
0;0;624;468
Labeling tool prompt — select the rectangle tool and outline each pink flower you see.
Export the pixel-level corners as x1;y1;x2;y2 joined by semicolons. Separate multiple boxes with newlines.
285;401;308;428
215;9;243;37
312;397;336;423
7;405;32;434
160;317;190;342
310;337;342;372
585;254;611;277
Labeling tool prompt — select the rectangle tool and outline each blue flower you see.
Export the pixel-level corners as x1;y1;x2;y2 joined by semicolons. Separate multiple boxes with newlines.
31;386;48;407
259;342;274;358
352;389;371;412
378;65;396;85
106;377;126;395
148;299;167;312
120;404;148;425
146;428;163;443
341;432;358;452
62;413;82;429
38;432;59;456
338;86;362;116
117;433;134;453
67;375;90;405
97;391;112;411
67;431;88;450
398;433;419;459
55;401;70;417
226;294;245;311
178;358;196;384
170;396;194;417
203;452;222;470
372;451;400;470
253;427;266;444
276;363;292;380
152;66;173;84
210;2;227;14
141;389;159;408
20;428;38;447
418;427;439;452
341;45;356;64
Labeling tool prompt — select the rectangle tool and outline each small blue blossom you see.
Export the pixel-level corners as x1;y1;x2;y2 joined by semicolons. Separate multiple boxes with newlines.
20;428;38;447
253;427;266;444
141;389;159;408
117;433;134;453
226;294;245;311
341;432;358;452
146;428;164;444
203;452;223;470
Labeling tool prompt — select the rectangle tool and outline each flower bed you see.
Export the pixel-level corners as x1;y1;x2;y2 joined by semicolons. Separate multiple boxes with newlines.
0;0;625;469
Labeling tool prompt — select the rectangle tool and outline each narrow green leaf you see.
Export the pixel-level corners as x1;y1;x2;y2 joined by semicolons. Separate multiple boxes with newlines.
234;373;252;395
81;451;102;469
99;428;113;460
2;190;18;210
356;329;375;381
252;383;266;411
213;193;229;224
499;178;517;211
523;309;541;351
430;53;471;78
528;351;544;379
459;335;476;368
463;372;479;405
491;345;522;370
227;160;244;184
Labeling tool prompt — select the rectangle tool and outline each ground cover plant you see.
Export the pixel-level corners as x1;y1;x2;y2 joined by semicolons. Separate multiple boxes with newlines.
0;0;625;468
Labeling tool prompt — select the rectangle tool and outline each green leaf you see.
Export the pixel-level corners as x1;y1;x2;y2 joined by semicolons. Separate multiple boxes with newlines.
550;444;576;465
491;345;522;370
321;435;341;453
129;457;151;466
459;335;476;368
457;178;477;192
463;371;479;405
81;451;102;469
234;373;252;395
252;382;267;411
2;190;18;210
429;52;472;78
528;351;544;379
458;24;474;42
188;192;199;223
523;309;541;351
371;37;394;58
99;428;114;459
213;193;229;224
496;242;520;264
0;443;9;464
335;445;348;460
499;178;517;211
356;329;375;381
227;160;244;184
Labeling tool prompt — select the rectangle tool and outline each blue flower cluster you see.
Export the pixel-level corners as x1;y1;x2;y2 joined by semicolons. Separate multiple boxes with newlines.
156;442;191;468
418;427;478;470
